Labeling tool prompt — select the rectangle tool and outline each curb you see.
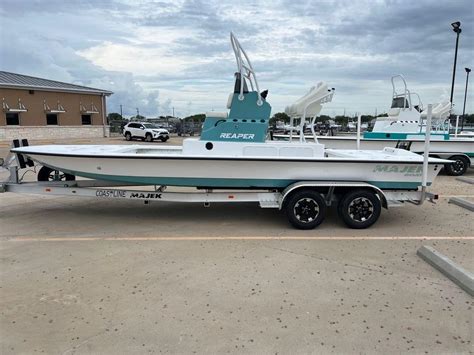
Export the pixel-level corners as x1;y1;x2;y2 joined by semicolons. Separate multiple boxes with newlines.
456;177;474;185
448;197;474;212
417;245;474;296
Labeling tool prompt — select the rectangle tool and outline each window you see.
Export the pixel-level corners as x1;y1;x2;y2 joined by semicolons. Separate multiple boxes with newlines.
81;114;92;125
46;113;58;125
391;97;409;109
5;113;19;125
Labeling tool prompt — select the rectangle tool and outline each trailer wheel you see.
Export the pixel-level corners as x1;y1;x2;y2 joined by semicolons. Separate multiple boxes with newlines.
338;189;381;229
444;155;469;176
38;166;75;182
285;189;326;229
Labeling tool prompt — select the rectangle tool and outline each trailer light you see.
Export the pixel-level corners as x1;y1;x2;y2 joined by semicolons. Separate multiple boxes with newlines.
228;195;235;199
45;188;51;192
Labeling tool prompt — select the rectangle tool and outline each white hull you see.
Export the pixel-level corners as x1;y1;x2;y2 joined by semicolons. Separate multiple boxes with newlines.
13;143;445;190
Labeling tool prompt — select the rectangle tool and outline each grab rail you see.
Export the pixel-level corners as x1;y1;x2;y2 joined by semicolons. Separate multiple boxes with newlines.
230;32;263;106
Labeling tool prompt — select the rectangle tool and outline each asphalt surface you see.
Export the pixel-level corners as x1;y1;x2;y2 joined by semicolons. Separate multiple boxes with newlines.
0;137;473;354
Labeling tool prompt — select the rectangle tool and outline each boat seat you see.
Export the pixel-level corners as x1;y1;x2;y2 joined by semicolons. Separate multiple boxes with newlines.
420;100;451;120
284;82;331;118
387;108;400;116
206;111;228;118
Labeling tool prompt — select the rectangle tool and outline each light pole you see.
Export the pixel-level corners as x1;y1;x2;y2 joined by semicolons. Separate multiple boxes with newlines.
449;21;462;109
120;104;123;119
462;67;471;130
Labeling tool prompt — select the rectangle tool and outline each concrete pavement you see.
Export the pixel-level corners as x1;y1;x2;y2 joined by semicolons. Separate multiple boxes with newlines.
0;137;473;354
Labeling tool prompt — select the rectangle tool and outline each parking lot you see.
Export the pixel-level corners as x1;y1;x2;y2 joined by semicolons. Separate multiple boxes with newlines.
1;137;473;354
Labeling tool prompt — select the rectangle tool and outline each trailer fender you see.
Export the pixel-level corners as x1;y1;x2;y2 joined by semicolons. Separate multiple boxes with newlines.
280;181;388;210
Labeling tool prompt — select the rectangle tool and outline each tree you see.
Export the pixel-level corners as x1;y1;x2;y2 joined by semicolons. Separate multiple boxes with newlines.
318;115;332;122
269;112;290;127
108;112;123;121
184;114;206;123
334;115;349;126
463;113;474;124
130;115;146;121
360;115;375;123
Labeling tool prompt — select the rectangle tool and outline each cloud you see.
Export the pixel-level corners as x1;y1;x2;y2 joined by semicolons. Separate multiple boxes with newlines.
1;0;473;117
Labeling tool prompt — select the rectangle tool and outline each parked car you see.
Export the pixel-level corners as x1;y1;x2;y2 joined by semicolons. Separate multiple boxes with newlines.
123;122;169;142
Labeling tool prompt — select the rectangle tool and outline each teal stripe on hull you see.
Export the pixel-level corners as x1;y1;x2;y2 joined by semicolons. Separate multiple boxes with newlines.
62;169;426;190
364;132;450;140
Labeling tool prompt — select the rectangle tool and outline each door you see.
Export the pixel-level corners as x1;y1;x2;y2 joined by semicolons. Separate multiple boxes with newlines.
137;124;145;138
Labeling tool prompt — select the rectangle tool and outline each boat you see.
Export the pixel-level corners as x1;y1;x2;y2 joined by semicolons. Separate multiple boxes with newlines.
276;75;474;175
5;33;449;229
10;35;447;192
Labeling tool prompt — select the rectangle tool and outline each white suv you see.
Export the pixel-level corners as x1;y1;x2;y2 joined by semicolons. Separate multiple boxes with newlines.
123;122;169;142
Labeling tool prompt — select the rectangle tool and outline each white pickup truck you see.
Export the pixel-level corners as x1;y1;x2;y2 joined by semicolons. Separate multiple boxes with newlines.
123;122;169;142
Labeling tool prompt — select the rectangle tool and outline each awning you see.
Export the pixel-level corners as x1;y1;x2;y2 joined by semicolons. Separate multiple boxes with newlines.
2;98;27;112
44;99;66;113
80;102;99;114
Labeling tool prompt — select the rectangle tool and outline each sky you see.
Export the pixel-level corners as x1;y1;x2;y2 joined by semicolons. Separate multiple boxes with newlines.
0;0;473;118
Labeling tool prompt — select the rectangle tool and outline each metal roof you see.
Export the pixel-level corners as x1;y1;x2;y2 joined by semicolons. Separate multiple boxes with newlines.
0;71;113;95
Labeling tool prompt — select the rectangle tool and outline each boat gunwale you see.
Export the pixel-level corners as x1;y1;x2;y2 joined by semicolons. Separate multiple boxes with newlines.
12;149;449;165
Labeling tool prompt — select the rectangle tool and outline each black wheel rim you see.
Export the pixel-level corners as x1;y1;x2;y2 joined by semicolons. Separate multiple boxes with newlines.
348;197;374;222
293;198;320;223
452;160;464;174
48;170;66;181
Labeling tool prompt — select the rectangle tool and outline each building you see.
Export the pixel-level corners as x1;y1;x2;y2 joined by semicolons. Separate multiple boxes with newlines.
0;71;113;140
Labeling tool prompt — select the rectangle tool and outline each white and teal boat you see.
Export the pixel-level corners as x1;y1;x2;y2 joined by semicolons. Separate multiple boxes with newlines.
11;35;448;191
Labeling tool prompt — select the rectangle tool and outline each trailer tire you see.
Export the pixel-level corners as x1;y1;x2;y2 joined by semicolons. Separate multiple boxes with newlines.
285;189;326;229
338;189;381;229
38;166;75;182
444;155;469;176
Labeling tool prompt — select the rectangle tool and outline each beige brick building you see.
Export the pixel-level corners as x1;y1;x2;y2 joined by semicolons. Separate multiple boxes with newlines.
0;71;113;140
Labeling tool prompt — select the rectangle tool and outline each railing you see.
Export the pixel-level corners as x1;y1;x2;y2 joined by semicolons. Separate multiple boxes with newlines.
230;32;263;106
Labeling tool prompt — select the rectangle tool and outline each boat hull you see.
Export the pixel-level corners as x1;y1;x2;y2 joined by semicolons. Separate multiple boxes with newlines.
21;152;441;190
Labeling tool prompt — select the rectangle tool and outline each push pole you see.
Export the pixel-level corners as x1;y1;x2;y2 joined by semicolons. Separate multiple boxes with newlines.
454;115;459;137
461;68;471;130
356;114;361;150
420;104;432;204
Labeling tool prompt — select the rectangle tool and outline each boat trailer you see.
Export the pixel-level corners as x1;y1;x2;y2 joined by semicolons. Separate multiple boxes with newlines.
1;139;438;230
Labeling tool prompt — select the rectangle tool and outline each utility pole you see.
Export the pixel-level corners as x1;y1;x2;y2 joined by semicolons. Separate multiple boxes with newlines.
450;21;462;108
120;104;123;119
136;108;139;119
172;107;175;118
